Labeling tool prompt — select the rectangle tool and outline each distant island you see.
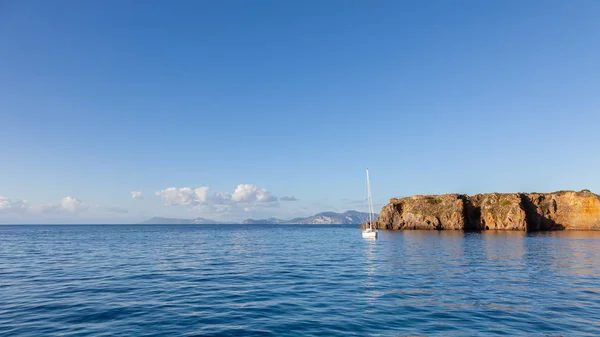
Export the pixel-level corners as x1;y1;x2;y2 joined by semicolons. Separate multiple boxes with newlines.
372;190;600;231
140;210;377;225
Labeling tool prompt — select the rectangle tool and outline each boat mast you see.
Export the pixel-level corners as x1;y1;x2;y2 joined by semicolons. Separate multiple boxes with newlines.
366;168;374;230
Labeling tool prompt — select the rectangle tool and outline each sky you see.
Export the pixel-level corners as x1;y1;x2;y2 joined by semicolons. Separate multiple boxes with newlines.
1;0;600;223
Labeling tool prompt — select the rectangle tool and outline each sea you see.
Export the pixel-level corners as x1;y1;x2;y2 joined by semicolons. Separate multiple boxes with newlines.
1;225;599;336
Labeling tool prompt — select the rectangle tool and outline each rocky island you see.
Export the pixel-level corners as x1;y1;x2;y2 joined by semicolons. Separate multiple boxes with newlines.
371;190;600;231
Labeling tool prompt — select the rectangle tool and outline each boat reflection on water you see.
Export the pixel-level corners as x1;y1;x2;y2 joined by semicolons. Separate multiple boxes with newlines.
363;237;382;305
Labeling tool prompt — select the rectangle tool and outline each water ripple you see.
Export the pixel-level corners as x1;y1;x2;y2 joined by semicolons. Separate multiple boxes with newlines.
1;225;600;336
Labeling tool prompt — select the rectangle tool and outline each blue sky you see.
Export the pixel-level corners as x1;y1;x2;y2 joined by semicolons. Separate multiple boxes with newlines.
1;0;600;223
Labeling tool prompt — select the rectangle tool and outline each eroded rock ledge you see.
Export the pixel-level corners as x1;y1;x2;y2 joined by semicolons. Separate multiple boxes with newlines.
375;190;600;231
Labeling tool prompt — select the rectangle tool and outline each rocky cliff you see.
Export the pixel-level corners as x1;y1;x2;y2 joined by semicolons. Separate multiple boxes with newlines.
375;190;600;231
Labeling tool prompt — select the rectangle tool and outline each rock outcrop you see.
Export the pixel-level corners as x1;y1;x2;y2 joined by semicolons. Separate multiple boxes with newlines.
376;190;600;231
377;194;466;230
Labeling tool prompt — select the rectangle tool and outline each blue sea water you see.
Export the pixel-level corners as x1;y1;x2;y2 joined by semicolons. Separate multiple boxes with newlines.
1;225;599;336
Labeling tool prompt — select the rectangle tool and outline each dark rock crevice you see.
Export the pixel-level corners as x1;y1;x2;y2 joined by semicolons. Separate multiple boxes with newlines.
459;195;481;231
520;194;565;231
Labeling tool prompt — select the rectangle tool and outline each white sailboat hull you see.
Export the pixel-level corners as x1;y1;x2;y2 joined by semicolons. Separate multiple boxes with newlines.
362;228;378;239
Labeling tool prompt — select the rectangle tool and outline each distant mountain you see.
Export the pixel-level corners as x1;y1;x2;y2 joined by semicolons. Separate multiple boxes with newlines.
140;210;377;225
239;211;376;225
284;210;376;225
241;217;287;224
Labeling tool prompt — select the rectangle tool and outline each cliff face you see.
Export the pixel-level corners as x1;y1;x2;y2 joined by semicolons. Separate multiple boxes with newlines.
376;190;600;231
377;194;466;230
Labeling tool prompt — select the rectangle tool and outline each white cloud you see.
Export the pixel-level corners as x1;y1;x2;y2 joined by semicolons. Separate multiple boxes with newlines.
194;187;210;202
0;195;133;223
279;196;298;201
131;191;144;200
214;192;231;203
155;187;211;206
155;184;287;215
33;196;87;214
61;196;86;212
156;184;280;206
0;196;28;213
0;196;85;215
231;184;278;203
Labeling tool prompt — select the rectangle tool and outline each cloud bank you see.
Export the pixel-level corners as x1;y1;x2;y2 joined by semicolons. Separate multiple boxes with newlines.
155;184;294;214
0;196;29;213
0;195;127;219
34;196;87;214
1;184;298;222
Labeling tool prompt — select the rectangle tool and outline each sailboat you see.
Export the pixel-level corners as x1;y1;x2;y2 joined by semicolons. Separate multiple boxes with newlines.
362;168;378;239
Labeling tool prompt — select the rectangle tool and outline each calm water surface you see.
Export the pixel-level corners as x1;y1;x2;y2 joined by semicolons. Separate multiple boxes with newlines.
1;225;599;336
